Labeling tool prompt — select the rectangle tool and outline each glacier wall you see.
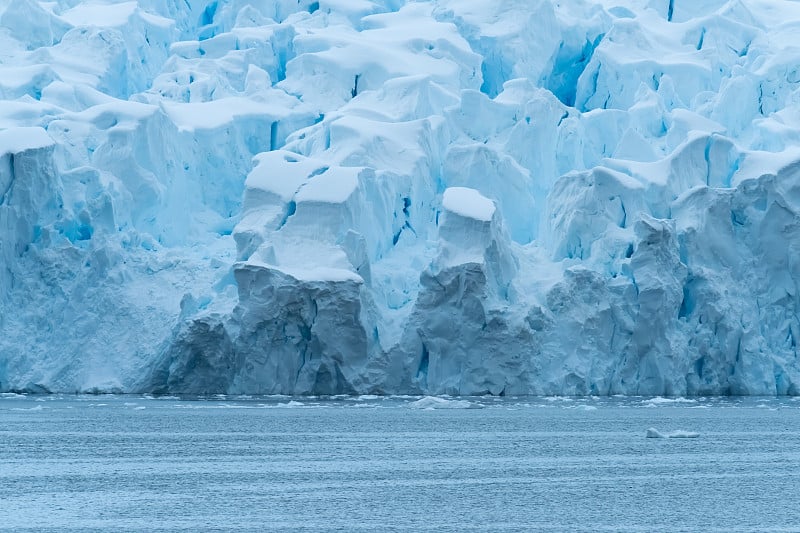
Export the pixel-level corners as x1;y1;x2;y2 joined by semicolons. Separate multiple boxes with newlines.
2;0;800;395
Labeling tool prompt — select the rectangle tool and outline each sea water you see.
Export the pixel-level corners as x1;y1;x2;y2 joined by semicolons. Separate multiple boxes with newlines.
2;395;799;532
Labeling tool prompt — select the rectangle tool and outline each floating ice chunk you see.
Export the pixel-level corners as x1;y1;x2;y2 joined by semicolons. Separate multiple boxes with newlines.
643;397;698;406
667;430;700;438
646;428;700;438
407;396;481;409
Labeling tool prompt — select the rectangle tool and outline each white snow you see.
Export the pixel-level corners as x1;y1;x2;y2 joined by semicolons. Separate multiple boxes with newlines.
161;96;302;132
2;0;800;396
60;2;138;27
294;167;360;204
0;127;54;154
442;187;496;222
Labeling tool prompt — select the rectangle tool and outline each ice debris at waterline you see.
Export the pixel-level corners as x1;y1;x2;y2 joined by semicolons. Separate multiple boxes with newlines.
646;428;700;439
2;0;800;397
407;396;480;410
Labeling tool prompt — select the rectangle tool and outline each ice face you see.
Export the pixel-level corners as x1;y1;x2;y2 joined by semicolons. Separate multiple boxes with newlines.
2;0;800;395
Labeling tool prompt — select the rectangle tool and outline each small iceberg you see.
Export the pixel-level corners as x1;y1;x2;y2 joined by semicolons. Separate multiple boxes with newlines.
643;397;697;406
10;405;45;411
408;396;481;410
646;428;700;439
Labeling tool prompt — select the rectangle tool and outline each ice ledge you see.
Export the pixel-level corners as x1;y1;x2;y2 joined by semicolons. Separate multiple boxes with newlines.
235;259;363;285
442;186;496;221
0;127;54;155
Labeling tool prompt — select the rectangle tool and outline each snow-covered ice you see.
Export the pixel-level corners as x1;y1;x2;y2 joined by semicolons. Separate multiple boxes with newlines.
2;0;800;396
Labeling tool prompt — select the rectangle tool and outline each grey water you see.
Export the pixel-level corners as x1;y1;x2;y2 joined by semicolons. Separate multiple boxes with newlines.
2;395;800;532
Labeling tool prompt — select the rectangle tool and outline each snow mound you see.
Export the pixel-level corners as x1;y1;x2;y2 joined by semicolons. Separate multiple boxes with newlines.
442;187;496;222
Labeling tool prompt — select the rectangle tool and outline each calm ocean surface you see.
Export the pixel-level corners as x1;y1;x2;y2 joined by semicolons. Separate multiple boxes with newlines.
1;394;799;532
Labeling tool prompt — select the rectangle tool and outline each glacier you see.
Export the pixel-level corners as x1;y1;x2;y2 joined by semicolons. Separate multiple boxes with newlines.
1;0;800;395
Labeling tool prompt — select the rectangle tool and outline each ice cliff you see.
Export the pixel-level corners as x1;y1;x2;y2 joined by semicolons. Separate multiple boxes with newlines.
2;0;800;395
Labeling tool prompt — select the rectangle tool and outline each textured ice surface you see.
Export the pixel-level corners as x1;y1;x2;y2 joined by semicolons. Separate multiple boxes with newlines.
2;0;800;395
